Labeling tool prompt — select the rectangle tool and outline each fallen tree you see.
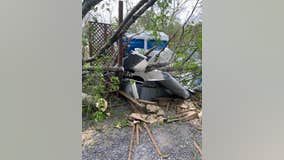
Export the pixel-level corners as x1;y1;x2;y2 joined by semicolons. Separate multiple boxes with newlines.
84;0;158;63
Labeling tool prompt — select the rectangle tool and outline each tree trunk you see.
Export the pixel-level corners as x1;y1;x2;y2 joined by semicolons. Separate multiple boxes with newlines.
82;0;104;19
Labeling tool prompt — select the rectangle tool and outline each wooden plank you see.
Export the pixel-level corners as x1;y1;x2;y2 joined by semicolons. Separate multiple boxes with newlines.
118;91;145;108
137;99;158;105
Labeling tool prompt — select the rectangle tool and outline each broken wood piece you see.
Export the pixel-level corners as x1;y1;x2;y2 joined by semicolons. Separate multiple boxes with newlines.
128;100;144;114
156;97;172;106
138;124;143;132
166;103;169;112
198;110;202;119
194;141;202;156
128;124;136;160
143;123;169;158
196;127;202;131
129;113;165;124
177;108;198;115
167;111;198;123
119;91;145;108
137;99;158;105
146;104;161;113
176;111;198;119
136;123;140;145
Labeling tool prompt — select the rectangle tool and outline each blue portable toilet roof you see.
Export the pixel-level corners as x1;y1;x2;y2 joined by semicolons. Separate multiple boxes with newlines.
125;31;169;41
123;31;169;55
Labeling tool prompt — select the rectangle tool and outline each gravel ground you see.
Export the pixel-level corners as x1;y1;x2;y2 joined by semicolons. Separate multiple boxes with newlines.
82;105;202;160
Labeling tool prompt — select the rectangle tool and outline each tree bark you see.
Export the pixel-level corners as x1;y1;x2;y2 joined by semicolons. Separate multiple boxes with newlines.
82;0;104;19
82;92;96;106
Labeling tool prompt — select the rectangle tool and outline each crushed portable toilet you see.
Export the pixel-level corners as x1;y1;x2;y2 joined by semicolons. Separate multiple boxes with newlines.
121;31;191;100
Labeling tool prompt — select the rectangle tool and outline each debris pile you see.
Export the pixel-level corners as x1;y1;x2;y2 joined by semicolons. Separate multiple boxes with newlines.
121;31;192;101
118;90;201;159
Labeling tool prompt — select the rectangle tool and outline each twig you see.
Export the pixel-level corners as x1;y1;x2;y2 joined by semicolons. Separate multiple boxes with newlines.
181;48;198;66
143;123;169;158
136;123;140;145
167;112;198;123
155;0;200;59
128;124;136;160
194;141;202;157
144;46;157;57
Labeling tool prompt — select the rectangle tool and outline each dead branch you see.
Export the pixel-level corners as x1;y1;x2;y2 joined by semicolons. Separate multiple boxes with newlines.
194;141;202;157
143;123;169;158
181;48;198;66
167;111;198;123
128;124;136;160
155;0;200;59
178;0;200;41
135;123;140;145
119;91;145;108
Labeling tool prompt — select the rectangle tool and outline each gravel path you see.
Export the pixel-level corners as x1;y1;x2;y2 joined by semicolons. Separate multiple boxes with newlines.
82;105;202;160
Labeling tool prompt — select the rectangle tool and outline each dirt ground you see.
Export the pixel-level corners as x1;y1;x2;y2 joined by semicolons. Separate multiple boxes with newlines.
82;104;202;160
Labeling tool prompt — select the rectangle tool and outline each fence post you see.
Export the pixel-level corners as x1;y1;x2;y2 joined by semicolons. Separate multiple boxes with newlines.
118;0;124;85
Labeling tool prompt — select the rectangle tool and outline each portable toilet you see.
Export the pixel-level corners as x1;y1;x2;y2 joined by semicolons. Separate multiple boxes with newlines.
123;31;169;55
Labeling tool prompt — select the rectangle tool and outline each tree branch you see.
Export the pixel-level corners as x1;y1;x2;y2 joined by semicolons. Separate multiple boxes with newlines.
82;0;104;19
84;0;158;63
